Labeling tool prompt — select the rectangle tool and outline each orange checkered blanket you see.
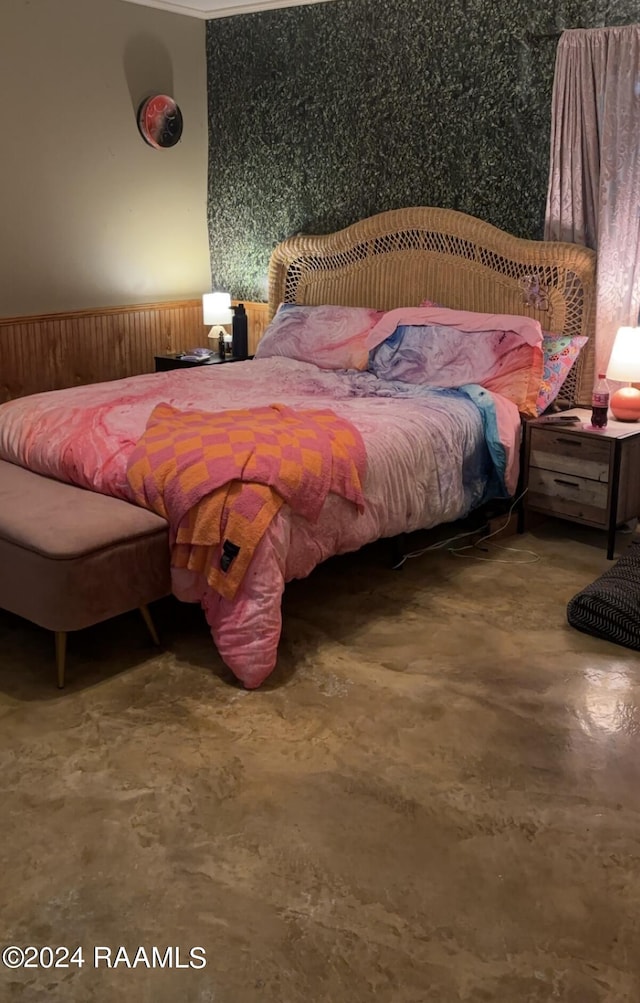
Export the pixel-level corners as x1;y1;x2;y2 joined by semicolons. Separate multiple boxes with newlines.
126;402;366;600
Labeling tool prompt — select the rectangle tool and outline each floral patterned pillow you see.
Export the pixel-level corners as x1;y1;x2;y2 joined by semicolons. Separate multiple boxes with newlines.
537;334;588;414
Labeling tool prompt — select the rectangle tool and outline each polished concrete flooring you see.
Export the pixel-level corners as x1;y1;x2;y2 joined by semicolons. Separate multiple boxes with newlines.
1;520;640;1002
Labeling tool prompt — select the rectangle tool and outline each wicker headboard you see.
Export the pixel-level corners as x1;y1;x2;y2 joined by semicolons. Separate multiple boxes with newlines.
268;206;596;406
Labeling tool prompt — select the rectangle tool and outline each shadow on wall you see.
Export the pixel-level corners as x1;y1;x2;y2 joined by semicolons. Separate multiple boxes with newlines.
123;33;174;115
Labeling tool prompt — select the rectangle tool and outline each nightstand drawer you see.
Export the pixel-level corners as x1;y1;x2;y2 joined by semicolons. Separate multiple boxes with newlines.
528;468;608;524
529;448;609;482
529;427;611;464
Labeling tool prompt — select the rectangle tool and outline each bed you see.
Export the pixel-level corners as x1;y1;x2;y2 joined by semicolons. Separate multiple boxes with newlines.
0;207;596;687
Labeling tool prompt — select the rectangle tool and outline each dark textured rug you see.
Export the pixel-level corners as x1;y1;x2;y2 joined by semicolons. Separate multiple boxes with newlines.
568;538;640;651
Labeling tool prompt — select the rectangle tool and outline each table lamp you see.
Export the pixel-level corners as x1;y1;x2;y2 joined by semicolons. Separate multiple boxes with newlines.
202;292;233;351
606;326;640;421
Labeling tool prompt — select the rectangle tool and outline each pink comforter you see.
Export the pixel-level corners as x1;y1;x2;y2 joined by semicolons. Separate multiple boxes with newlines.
0;359;521;687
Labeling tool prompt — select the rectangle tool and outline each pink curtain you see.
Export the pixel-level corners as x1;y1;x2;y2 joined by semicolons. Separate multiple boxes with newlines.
545;25;640;378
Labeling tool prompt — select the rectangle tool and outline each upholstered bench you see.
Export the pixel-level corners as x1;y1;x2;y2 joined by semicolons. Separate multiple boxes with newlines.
0;460;171;687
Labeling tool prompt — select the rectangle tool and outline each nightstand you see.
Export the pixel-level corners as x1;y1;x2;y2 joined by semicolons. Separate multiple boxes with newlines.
522;407;640;559
154;354;250;373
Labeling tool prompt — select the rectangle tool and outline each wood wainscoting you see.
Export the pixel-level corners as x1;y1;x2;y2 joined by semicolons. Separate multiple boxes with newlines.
0;299;270;402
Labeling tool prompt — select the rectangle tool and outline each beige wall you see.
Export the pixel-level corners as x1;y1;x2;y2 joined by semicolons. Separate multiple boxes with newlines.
0;0;210;317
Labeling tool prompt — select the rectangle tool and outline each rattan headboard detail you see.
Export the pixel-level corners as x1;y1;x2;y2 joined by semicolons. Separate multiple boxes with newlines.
268;207;596;406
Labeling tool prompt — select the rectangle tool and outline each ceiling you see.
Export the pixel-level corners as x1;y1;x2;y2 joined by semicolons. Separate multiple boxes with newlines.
119;0;335;19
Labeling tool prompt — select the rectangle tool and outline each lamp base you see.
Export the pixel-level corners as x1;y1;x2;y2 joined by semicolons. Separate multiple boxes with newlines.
207;325;227;342
610;385;640;422
207;326;233;357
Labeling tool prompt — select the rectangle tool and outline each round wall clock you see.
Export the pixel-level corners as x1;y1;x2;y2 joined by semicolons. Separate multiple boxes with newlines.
137;95;183;150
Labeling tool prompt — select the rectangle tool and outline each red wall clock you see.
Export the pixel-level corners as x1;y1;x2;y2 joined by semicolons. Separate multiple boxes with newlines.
137;95;183;150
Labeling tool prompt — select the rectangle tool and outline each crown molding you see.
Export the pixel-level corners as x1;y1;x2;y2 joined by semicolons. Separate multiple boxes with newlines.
119;0;335;19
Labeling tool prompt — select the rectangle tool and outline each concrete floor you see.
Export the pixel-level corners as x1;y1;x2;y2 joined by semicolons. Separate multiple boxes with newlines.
1;520;640;1002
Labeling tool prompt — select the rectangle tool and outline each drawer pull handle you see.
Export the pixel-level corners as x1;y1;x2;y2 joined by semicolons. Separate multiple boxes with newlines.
554;478;579;488
556;437;581;447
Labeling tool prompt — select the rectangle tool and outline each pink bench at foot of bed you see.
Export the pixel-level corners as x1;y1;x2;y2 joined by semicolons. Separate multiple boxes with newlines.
0;460;171;688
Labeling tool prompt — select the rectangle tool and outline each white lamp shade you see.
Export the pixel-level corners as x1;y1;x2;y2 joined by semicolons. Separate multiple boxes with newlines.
606;326;640;382
202;291;233;326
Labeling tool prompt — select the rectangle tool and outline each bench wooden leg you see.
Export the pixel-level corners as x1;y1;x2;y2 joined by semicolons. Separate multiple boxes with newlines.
55;631;67;689
139;605;160;646
51;605;159;686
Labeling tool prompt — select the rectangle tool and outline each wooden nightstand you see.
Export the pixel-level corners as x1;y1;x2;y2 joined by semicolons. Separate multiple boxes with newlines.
154;353;251;372
522;408;640;559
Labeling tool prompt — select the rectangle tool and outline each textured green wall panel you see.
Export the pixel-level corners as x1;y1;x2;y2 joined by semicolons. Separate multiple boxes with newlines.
206;0;637;301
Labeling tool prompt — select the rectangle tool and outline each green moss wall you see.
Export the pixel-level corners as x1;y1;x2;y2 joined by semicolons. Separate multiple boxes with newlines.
206;0;637;302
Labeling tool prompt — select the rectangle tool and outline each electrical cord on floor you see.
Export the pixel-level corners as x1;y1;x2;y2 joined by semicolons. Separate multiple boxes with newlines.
392;523;494;569
450;488;540;564
393;488;540;568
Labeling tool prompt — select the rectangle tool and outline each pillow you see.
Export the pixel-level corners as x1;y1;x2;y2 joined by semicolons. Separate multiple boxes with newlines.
536;333;588;414
254;303;382;370
366;306;544;416
366;306;543;351
567;538;640;650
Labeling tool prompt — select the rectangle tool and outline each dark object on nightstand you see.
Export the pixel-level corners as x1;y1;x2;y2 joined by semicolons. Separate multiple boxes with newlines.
520;407;640;559
535;414;581;426
232;303;249;360
591;374;610;429
154;354;251;372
